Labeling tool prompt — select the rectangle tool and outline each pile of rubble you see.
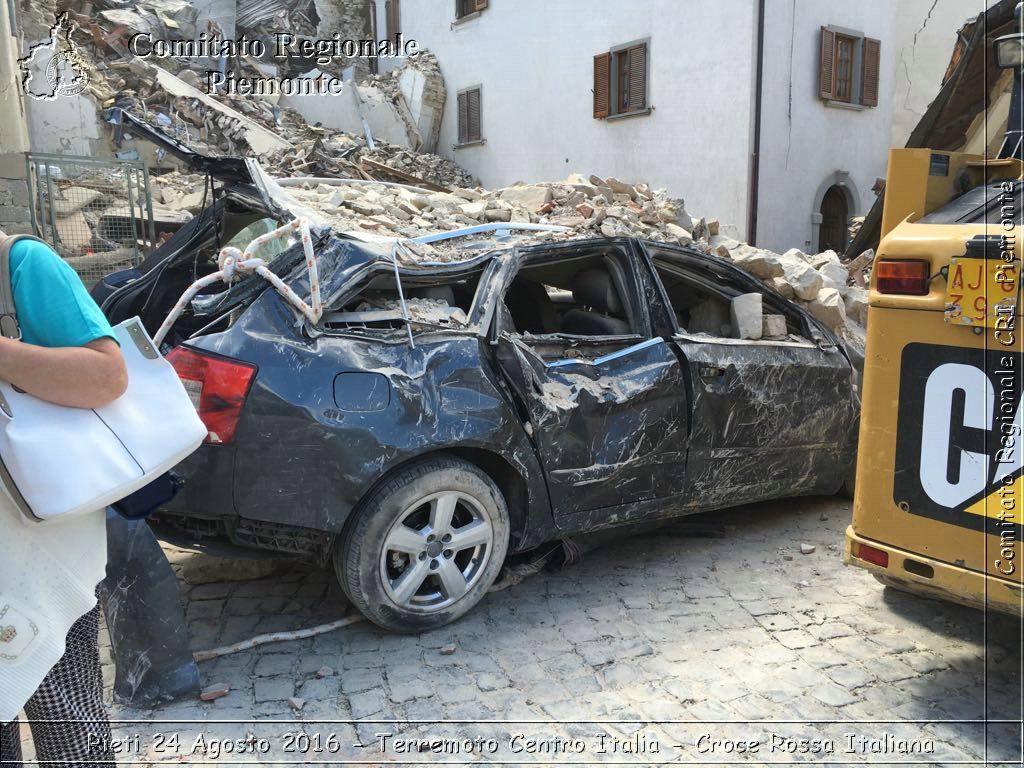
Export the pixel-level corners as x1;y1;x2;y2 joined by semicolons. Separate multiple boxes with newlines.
707;236;870;339
360;147;478;189
270;173;870;340
64;17;471;189
50;5;868;340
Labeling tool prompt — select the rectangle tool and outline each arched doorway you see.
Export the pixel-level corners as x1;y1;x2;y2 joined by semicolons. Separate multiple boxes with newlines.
819;185;849;252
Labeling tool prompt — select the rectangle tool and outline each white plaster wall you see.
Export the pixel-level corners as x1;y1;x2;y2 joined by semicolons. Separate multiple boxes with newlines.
395;0;758;239
25;95;102;156
890;0;980;148
757;0;898;253
282;80;413;147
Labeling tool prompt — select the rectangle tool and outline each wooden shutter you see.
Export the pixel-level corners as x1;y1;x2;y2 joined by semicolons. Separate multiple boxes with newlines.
593;52;611;119
457;91;469;144
626;43;647;112
474;0;489;11
385;0;400;38
860;37;881;107
819;26;836;100
466;88;482;141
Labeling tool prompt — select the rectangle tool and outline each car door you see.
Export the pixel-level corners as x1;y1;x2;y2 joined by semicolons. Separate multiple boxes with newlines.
492;241;691;524
643;244;855;506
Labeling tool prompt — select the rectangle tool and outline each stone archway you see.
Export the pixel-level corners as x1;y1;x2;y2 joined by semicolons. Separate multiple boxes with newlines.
810;171;859;254
819;185;849;252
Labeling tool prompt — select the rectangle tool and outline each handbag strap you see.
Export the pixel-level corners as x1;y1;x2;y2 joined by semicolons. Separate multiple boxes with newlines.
0;235;49;340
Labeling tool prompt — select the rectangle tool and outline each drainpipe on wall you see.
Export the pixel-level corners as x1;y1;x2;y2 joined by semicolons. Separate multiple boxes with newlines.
747;0;766;247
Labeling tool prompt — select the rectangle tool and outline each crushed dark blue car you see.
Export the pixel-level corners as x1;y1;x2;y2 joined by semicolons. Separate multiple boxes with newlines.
97;142;858;633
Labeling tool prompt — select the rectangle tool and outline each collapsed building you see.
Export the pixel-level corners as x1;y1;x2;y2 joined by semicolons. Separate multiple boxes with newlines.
13;0;869;345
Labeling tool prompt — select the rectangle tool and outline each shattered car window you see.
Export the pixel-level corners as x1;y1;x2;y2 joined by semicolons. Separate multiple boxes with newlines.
649;248;810;344
323;270;484;336
501;246;645;341
224;217;290;262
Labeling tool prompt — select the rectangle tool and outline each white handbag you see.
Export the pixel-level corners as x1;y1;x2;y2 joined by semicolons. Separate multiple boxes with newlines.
0;236;207;522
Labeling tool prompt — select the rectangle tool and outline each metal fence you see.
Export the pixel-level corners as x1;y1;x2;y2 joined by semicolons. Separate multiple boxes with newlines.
27;153;156;288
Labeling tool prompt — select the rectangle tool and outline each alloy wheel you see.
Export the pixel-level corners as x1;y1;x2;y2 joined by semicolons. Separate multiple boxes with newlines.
379;490;494;613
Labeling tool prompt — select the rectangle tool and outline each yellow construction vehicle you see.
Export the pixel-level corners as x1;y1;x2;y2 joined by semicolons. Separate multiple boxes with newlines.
844;2;1023;615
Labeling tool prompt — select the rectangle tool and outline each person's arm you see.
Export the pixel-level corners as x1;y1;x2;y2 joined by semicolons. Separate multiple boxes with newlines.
0;336;127;408
2;239;128;408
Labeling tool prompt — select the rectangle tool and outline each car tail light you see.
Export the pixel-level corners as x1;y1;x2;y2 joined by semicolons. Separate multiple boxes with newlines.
855;542;889;568
875;259;930;295
166;346;256;445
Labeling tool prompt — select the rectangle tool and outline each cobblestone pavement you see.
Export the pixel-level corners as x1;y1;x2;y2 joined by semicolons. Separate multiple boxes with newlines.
16;496;1023;765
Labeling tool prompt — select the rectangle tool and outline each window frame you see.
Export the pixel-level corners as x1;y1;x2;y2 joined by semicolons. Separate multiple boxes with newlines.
593;38;651;121
455;85;484;147
820;25;879;110
833;33;856;104
641;243;818;347
491;244;652;346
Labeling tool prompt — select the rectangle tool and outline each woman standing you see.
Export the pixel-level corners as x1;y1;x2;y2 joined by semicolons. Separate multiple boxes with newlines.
0;233;128;767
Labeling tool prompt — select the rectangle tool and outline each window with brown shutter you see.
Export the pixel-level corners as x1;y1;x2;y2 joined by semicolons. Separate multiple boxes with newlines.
819;27;836;100
819;26;881;108
594;41;649;119
456;87;482;145
593;52;611;119
860;37;881;107
626;43;647;112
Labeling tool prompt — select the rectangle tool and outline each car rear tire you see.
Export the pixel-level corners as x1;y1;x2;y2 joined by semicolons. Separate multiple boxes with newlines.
335;456;510;633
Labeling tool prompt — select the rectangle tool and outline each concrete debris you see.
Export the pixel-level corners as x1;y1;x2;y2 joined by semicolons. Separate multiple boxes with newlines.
846;248;875;288
499;184;553;212
807;287;847;334
287;696;305;711
810;250;842;270
762;314;788;339
818;262;850;293
769;277;795;300
146;161;871;341
357;297;469;327
65;17;470;188
729;246;784;280
800;543;816;554
730;293;763;340
848;215;865;242
844;286;869;326
199;683;230;702
779;258;825;302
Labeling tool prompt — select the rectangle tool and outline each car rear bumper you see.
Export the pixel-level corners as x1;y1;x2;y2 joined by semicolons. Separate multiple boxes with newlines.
844;526;1023;617
150;510;333;563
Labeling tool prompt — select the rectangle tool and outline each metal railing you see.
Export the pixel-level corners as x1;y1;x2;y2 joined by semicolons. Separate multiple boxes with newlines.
26;153;156;288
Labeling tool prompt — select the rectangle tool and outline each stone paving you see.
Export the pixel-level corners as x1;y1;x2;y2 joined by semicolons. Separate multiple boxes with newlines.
16;496;1024;765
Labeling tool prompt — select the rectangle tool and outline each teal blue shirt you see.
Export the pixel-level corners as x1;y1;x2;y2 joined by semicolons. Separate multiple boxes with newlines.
9;239;116;348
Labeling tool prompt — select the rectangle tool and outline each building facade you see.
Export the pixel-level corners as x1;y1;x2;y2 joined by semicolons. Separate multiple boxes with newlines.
378;0;980;254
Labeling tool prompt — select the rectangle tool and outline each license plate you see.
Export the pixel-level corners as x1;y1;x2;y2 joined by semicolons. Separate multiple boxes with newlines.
944;257;1020;327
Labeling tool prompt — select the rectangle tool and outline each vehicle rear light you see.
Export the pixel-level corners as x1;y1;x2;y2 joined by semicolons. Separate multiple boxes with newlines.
875;259;930;295
855;542;889;568
166;346;256;445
